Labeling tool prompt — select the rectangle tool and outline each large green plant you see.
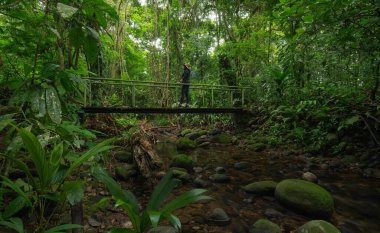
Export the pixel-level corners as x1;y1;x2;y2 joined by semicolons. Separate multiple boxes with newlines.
2;126;114;232
92;166;212;233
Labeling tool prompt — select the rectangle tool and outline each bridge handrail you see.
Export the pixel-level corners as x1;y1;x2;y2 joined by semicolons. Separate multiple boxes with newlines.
86;81;242;91
81;77;252;90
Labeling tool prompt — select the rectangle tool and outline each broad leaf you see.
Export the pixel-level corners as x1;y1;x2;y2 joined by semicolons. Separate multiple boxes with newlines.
0;218;25;233
109;228;136;233
44;224;82;233
57;3;78;19
65;138;114;179
2;196;27;219
63;181;85;205
46;86;62;124
161;189;212;214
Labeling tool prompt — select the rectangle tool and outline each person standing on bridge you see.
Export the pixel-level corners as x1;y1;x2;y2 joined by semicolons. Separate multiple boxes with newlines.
180;64;191;107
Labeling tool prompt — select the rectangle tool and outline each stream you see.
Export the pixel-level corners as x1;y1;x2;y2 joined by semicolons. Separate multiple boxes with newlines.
155;140;380;233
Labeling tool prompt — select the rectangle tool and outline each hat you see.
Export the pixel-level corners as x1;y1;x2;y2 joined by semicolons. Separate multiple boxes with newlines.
183;64;190;69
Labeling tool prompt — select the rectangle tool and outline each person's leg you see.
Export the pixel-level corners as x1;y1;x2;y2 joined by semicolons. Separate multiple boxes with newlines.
184;85;190;106
180;85;185;106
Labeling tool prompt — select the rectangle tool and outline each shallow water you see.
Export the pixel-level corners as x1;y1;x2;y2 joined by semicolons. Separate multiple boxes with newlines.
156;141;380;233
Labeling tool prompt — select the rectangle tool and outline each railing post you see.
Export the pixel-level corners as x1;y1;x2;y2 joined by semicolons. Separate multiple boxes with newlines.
211;88;214;107
242;89;245;107
230;90;233;107
132;85;136;107
84;81;87;106
202;90;205;107
89;82;92;106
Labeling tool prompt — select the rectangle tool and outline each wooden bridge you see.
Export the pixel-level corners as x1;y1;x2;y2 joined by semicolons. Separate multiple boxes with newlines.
81;77;251;114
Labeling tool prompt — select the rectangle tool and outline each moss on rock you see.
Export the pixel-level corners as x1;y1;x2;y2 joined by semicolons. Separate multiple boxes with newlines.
275;179;334;218
250;219;281;233
243;181;278;195
176;137;196;150
170;154;194;170
215;133;231;144
296;220;341;233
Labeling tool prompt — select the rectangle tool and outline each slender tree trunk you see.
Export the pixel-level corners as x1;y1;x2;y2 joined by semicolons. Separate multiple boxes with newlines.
163;1;171;106
267;20;272;64
371;60;380;101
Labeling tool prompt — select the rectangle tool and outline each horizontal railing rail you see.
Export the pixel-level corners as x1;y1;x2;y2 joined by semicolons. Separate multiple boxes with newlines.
82;77;251;109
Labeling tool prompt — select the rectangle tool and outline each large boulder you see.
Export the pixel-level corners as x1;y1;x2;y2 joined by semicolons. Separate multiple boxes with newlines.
275;179;334;218
249;219;281;233
243;181;277;195
176;137;196;150
296;220;341;233
170;154;194;170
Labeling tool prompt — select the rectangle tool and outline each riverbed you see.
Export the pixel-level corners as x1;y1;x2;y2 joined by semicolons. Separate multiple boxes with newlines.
155;141;380;233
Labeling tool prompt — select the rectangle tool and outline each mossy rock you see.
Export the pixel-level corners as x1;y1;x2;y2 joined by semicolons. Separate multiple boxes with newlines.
115;163;138;180
198;129;208;136
170;154;194;170
243;181;278;195
187;132;201;140
209;174;230;183
215;133;231;144
250;219;281;233
275;179;334;218
250;142;266;152
180;129;192;137
176;137;196;150
114;150;133;163
297;220;341;233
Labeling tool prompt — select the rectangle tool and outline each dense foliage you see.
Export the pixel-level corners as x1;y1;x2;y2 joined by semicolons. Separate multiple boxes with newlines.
0;0;379;232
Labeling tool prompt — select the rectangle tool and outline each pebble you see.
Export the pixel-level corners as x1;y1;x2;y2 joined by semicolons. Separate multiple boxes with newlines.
215;167;226;173
88;217;101;227
302;171;318;183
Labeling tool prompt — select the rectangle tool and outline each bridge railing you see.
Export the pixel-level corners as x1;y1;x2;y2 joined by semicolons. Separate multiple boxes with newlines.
82;77;251;108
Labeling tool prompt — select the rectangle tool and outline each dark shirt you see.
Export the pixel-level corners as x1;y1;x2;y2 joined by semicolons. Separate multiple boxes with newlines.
182;69;191;83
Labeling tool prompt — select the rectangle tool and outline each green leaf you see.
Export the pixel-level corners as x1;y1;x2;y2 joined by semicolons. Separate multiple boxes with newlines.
44;224;82;233
92;166;140;230
0;176;32;207
69;27;85;49
50;142;63;166
83;27;100;64
146;171;180;210
109;228;136;233
57;3;78;19
302;14;314;24
147;211;161;228
63;181;85;205
345;115;359;125
164;214;181;230
161;189;212;214
4;155;38;188
17;127;47;186
46;86;62;124
0;118;14;132
65;138;114;179
2;196;27;219
0;218;25;233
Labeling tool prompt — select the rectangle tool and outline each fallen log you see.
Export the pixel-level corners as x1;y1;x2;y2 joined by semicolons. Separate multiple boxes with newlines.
131;122;162;179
